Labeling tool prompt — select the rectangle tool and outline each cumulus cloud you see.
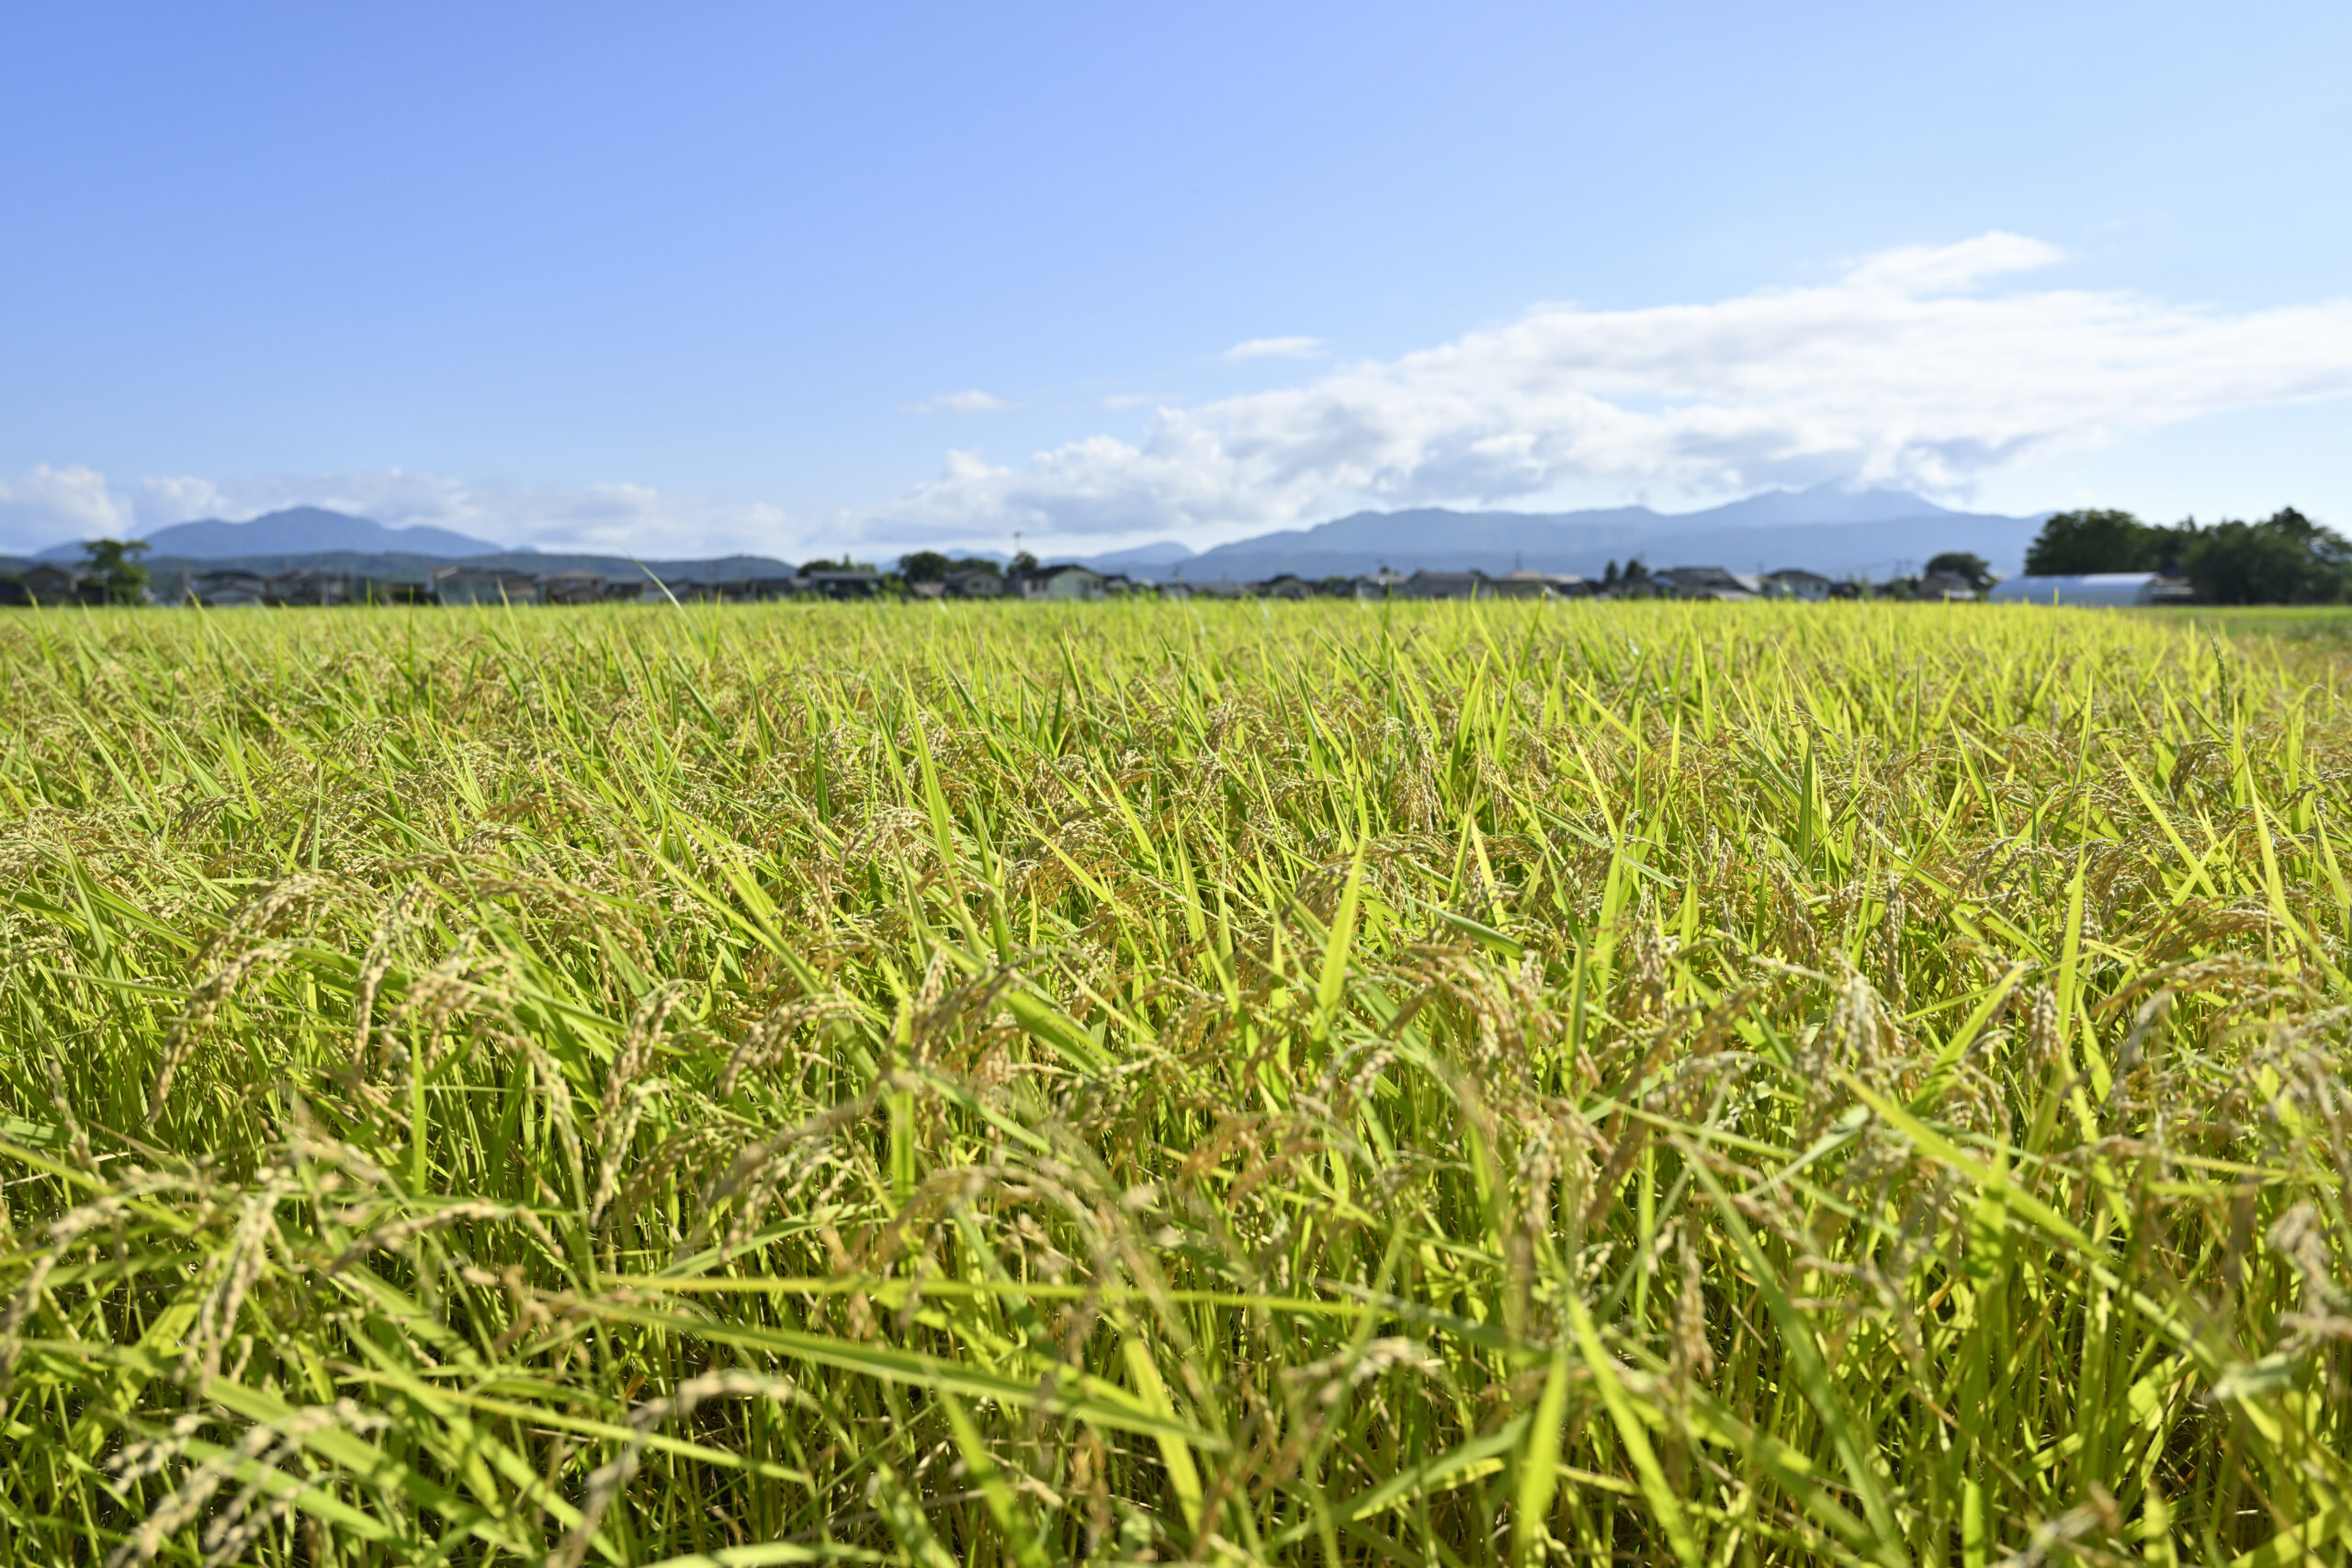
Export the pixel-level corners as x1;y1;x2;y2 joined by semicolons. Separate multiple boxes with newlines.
0;465;134;550
1225;335;1325;361
13;232;2349;560
132;475;231;526
877;231;2352;539
905;389;1012;414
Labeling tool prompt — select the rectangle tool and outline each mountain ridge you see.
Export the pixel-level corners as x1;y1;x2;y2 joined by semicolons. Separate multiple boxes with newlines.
35;506;504;561
131;549;797;582
1165;515;2043;583
1165;488;2041;581
14;484;2049;582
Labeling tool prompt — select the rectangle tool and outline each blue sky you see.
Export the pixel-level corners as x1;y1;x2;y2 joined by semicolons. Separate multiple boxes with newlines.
3;1;2348;558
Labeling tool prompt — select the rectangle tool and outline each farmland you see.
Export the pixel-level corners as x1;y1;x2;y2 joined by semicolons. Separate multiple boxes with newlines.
2;599;2349;1565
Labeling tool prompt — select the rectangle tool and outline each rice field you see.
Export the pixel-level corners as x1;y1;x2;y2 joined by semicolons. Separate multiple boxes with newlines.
2144;604;2352;651
3;598;2349;1567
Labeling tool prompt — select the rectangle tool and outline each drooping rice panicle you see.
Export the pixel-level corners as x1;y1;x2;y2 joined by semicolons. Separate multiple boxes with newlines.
2;597;2349;1564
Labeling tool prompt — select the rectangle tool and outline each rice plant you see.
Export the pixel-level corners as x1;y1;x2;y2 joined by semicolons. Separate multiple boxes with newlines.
2;597;2349;1566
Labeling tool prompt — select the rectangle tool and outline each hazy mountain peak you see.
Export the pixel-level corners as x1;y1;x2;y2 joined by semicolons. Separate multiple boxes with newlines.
1690;484;1960;528
1169;489;2041;581
1054;540;1196;571
37;506;504;561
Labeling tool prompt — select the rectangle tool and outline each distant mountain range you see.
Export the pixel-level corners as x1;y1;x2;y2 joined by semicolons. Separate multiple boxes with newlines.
35;506;504;561
1060;540;1199;571
130;550;797;587
17;485;2056;584
1118;486;2052;582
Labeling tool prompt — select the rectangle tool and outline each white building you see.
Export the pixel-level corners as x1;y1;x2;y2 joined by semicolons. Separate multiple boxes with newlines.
1988;572;2165;607
1016;565;1105;601
190;569;268;607
1486;570;1586;600
1761;569;1835;602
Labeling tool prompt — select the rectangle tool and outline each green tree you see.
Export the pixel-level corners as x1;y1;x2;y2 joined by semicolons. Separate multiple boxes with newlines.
79;538;150;605
896;550;953;582
2184;508;2351;604
1925;551;1993;591
2023;509;2154;574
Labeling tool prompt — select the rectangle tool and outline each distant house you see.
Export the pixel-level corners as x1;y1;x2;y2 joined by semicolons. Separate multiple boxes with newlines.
352;574;435;604
264;569;351;606
658;578;761;604
660;574;808;603
0;576;28;607
1916;571;1979;602
432;565;538;605
20;565;90;605
1988;572;2171;607
1257;574;1317;601
1162;575;1261;600
943;568;1003;599
190;569;268;607
709;576;775;603
1179;580;1246;600
1350;570;1408;600
1485;570;1585;600
536;570;618;606
801;569;883;600
1761;568;1835;602
1398;570;1487;600
1015;564;1104;601
617;575;749;604
1653;566;1759;601
141;561;187;604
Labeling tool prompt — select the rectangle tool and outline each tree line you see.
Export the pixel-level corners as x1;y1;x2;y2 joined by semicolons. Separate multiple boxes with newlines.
2026;507;2351;604
35;513;2348;609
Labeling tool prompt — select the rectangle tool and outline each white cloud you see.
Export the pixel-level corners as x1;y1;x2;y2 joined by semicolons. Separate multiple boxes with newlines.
1840;230;2063;294
133;475;230;526
877;232;2352;539
1225;335;1324;361
13;232;2350;562
0;465;135;552
905;389;1012;414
